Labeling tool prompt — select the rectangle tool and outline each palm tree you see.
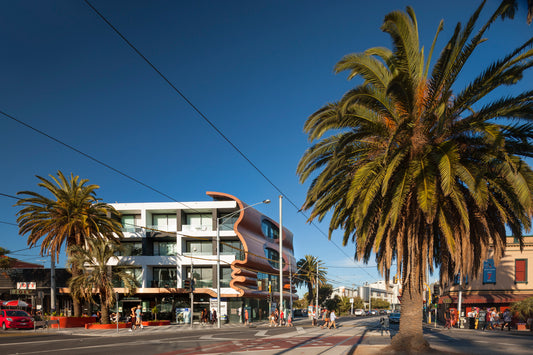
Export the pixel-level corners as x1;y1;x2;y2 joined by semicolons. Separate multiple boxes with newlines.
0;247;14;270
294;255;327;308
15;171;123;317
298;2;533;352
68;239;137;324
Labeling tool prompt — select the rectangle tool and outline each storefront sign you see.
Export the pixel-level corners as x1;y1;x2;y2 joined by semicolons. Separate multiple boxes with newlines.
483;259;496;284
11;289;32;295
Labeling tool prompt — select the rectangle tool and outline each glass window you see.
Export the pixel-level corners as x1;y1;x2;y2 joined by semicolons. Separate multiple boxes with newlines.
221;267;232;287
261;219;279;239
153;241;177;256
221;240;244;260
121;214;141;232
116;242;143;256
183;266;213;288
153;267;177;288
186;213;212;229
185;240;212;255
257;272;278;291
113;267;142;287
219;213;238;231
152;214;177;232
515;259;527;283
264;248;280;269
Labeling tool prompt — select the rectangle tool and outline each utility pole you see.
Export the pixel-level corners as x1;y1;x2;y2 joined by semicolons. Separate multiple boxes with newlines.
315;266;319;322
279;195;283;320
50;255;56;314
289;260;293;319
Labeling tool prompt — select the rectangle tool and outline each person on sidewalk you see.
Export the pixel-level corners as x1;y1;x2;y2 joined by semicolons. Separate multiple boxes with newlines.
379;316;389;335
135;305;143;330
287;312;293;327
329;310;337;329
444;309;451;329
270;311;276;327
244;308;249;326
501;309;512;331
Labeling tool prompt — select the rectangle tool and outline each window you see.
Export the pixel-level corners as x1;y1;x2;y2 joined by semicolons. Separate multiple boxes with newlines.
121;215;141;232
185;240;212;255
257;272;279;291
183;266;213;288
261;219;279;239
185;213;212;230
515;259;527;283
220;240;244;260
219;213;238;231
152;214;177;232
116;242;143;256
113;267;142;287
153;267;177;288
153;241;177;256
264;247;285;269
220;267;232;287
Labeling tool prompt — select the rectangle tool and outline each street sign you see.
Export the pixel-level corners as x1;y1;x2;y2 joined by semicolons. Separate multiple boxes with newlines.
350;298;354;303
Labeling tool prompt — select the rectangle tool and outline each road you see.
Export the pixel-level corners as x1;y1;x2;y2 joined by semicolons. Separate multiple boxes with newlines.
0;316;531;354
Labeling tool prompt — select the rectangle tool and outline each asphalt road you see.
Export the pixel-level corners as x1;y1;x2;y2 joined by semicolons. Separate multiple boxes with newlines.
0;316;531;354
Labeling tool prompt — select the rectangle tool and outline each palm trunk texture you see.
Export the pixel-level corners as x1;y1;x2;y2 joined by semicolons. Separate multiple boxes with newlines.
391;286;429;352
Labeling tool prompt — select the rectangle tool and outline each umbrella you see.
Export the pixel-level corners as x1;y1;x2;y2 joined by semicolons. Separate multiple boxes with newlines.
2;300;30;307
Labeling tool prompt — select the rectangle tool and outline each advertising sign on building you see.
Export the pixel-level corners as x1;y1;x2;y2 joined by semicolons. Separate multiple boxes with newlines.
28;282;36;290
17;282;27;289
483;259;496;284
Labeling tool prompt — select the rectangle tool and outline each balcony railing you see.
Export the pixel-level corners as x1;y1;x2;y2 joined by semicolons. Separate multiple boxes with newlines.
182;224;211;232
151;280;178;288
147;225;177;232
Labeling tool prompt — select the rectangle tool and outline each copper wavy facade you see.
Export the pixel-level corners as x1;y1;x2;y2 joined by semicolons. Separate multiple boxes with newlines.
207;192;297;300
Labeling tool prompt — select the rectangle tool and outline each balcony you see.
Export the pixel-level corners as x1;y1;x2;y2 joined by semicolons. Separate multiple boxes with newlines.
151;280;178;288
182;225;210;232
147;224;177;233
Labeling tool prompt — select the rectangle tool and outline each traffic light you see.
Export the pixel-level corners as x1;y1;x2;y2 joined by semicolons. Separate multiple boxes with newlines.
267;294;271;303
184;278;191;291
433;284;440;296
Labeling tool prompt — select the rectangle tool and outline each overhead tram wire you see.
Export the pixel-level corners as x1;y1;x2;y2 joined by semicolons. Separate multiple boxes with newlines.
83;1;379;282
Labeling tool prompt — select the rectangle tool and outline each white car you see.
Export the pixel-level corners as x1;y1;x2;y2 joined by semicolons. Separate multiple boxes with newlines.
354;309;365;316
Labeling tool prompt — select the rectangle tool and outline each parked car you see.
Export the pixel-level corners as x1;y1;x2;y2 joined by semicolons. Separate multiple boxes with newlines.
354;309;365;316
370;309;378;315
379;309;388;315
388;311;401;323
0;309;34;330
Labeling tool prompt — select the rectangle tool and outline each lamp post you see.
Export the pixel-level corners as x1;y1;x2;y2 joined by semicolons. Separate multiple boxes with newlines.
278;195;283;323
216;198;270;328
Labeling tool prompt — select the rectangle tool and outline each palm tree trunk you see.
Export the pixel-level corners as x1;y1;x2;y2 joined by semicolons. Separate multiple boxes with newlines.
71;263;82;317
101;304;110;324
391;284;429;352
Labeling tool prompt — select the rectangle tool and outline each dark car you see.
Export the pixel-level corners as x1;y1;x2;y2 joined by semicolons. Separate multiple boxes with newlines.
0;309;34;330
388;311;401;323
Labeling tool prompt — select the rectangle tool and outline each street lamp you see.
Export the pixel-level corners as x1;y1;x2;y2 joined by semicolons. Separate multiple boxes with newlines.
216;198;270;328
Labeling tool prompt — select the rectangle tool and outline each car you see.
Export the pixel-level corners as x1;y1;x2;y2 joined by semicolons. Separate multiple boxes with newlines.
0;309;34;330
388;311;401;323
379;309;388;315
370;309;378;315
354;309;365;316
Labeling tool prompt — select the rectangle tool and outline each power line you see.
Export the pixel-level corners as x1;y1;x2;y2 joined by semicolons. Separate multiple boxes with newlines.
82;1;379;282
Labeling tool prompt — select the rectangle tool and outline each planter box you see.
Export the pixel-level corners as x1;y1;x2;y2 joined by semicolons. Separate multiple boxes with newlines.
50;316;97;328
516;323;527;331
85;322;132;329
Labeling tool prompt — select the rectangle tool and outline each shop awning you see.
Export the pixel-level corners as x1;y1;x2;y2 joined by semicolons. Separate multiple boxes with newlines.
439;293;533;304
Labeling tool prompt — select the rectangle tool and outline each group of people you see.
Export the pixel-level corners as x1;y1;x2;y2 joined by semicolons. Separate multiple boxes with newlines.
128;305;143;331
268;309;293;327
200;308;217;325
445;307;513;331
319;308;337;329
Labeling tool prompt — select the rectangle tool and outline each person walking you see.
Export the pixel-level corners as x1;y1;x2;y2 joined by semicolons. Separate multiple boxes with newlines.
244;308;249;326
287;312;293;327
478;308;486;331
444;309;451;329
129;307;136;331
379;315;389;335
329;310;337;329
270;311;276;327
501;309;512;331
321;308;330;329
135;305;143;330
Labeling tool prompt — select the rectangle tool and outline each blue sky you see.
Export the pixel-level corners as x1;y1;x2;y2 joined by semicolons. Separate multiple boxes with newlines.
0;0;531;292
